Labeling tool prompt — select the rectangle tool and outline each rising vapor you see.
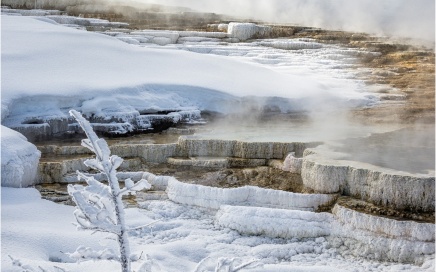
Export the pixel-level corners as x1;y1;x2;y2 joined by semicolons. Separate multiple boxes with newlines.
128;0;435;45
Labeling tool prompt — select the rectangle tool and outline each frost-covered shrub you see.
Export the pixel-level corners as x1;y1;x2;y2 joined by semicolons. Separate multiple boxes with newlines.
67;110;151;272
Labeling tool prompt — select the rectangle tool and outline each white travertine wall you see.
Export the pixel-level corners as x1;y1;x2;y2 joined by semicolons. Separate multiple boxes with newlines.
330;204;435;264
216;205;333;239
332;205;434;242
301;149;435;212
166;178;337;211
282;152;303;174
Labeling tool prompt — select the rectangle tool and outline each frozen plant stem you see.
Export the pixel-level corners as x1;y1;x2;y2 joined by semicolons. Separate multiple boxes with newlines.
68;110;150;272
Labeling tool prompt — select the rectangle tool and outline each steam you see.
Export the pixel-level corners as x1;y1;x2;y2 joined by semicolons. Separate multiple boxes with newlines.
130;0;435;46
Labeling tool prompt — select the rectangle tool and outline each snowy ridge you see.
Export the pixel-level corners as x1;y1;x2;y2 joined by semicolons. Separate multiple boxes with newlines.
166;178;337;211
1;126;41;187
301;148;435;212
216;205;333;239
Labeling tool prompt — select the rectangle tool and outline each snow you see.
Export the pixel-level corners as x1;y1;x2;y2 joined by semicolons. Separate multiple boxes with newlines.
1;15;375;128
1;11;433;272
1;126;41;187
1;187;119;270
2;187;434;272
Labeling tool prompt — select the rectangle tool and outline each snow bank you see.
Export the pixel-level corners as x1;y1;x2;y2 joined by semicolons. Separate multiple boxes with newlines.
1;126;41;187
1;187;120;271
2;15;369;136
216;205;333;239
166;178;337;211
301;148;435;212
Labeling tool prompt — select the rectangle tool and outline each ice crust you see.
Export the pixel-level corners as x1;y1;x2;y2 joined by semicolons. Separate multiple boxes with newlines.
1;126;41;187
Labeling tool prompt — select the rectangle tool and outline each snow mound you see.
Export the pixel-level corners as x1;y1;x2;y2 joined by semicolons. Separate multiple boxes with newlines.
166;178;336;211
216;205;333;239
1;126;41;187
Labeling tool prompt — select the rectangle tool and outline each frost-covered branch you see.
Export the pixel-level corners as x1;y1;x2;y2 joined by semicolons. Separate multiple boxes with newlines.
68;110;152;272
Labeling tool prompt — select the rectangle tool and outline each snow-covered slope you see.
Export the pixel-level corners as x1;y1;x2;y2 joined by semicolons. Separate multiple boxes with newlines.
1;15;376;127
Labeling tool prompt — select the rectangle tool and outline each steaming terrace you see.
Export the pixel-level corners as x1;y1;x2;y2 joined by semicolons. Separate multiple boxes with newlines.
1;5;435;271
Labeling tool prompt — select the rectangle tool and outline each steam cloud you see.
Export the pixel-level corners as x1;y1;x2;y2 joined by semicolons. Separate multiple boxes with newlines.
130;0;435;45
